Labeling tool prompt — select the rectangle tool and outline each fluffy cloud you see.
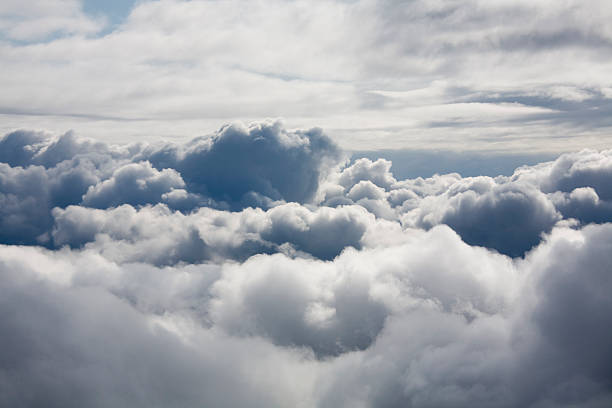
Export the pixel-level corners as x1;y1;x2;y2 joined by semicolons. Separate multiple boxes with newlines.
51;202;377;265
81;161;186;208
143;121;342;209
0;122;341;244
0;248;316;408
407;178;561;257
2;128;611;257
1;126;612;406
1;222;610;406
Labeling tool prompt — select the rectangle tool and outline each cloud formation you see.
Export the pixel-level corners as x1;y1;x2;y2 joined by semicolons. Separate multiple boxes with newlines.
2;0;612;150
1;124;612;407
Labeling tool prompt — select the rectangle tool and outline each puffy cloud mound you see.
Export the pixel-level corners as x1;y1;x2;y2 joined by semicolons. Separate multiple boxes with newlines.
1;222;611;407
409;178;561;257
0;122;342;244
51;202;377;265
143;121;342;209
1;126;612;407
81;161;186;208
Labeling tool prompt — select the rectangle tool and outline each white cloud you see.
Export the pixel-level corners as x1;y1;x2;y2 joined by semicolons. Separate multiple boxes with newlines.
2;0;612;150
1;220;611;406
0;0;104;41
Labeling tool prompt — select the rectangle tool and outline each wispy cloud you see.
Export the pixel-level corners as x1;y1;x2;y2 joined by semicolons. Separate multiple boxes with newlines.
2;0;612;150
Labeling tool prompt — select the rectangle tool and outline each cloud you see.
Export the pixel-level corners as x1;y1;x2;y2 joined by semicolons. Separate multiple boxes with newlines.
0;163;53;245
1;125;612;406
512;223;612;407
3;128;612;258
0;122;342;245
408;178;561;257
515;149;612;200
0;247;316;408
0;0;105;41
51;204;211;266
51;202;378;265
3;1;612;150
1;221;611;406
3;0;612;404
211;224;517;358
143;121;342;209
81;161;186;208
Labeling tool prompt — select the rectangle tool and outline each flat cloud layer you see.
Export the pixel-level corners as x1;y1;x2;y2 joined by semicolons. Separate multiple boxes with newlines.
2;0;612;151
1;123;611;407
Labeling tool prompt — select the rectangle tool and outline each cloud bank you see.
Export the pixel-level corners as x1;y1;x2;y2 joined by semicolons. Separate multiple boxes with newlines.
3;0;612;151
1;122;611;407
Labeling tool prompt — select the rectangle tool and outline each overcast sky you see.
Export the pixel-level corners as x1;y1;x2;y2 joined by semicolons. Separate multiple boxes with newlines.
2;0;612;151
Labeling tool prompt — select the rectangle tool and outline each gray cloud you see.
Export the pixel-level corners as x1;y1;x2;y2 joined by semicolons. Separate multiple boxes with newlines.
412;180;561;257
0;251;314;408
2;221;610;406
1;125;612;406
3;0;612;404
0;122;343;245
143;121;342;209
51;202;377;265
81;161;186;208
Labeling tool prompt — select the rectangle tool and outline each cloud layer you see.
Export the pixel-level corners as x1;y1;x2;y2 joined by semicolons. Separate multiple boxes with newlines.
2;0;612;150
1;123;611;407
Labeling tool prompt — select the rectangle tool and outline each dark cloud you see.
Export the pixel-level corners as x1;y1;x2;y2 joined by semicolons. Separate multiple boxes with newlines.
0;163;53;245
0;122;342;245
260;204;371;261
539;151;612;200
422;181;561;257
0;130;120;169
81;161;186;208
143;121;342;209
51;203;375;265
510;223;612;407
551;188;612;225
0;129;48;167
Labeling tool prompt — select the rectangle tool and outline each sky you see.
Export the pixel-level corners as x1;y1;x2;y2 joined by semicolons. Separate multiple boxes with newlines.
1;0;612;153
1;2;612;407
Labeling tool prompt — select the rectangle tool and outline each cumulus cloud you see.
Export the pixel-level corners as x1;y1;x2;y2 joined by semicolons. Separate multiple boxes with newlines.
0;122;341;244
406;178;561;257
143;121;342;209
81;161;186;208
2;128;612;257
1;222;611;407
1;125;612;406
50;202;379;265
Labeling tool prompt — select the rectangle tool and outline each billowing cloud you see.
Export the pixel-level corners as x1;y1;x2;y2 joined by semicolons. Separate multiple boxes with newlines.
81;161;186;208
143;121;342;209
0;122;341;244
1;125;611;406
407;178;561;257
3;0;612;405
1;222;610;406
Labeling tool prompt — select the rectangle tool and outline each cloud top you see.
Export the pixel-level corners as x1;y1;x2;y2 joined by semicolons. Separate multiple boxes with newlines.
1;123;611;407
